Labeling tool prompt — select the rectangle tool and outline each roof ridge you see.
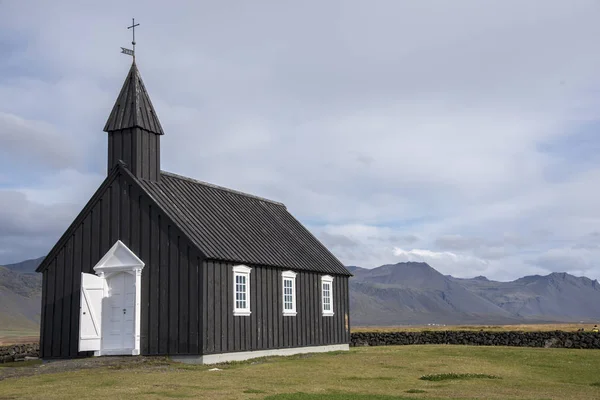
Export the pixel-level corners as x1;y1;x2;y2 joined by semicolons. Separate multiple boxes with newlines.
159;170;285;207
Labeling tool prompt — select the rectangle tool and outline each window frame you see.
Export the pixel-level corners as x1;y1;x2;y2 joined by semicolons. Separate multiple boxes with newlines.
321;275;334;316
233;265;252;316
281;270;297;316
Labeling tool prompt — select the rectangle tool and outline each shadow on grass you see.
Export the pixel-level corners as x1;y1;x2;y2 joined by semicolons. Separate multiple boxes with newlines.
419;373;501;381
0;360;42;368
244;389;267;394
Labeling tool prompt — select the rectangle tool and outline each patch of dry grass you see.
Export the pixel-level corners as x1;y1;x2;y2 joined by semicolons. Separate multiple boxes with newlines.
0;330;39;346
1;345;599;399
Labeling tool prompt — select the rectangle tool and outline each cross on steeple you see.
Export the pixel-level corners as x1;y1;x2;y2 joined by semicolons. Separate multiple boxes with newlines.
128;18;140;55
121;18;140;59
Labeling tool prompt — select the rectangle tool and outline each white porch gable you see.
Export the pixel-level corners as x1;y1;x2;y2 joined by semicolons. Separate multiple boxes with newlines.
93;240;145;275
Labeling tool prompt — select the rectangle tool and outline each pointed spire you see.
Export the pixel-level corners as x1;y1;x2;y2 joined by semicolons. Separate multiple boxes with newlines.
103;61;164;134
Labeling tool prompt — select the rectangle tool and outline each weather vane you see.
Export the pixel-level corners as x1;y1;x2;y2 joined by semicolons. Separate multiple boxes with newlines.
121;18;139;59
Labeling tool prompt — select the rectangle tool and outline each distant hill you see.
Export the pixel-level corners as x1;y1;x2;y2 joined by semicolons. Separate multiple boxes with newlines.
0;266;42;332
447;272;600;322
350;262;522;326
2;257;45;274
351;262;600;326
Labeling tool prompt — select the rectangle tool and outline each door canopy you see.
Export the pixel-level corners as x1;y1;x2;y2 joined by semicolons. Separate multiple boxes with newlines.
93;240;145;277
79;240;145;356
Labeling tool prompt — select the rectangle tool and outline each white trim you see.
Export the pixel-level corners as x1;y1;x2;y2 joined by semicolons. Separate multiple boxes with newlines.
87;240;145;357
93;240;145;275
171;344;349;365
232;264;251;274
233;265;251;316
282;270;297;316
321;275;334;316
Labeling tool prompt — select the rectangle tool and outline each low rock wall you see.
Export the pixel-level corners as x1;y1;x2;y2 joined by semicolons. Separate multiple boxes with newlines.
350;331;600;349
0;343;40;363
2;332;599;361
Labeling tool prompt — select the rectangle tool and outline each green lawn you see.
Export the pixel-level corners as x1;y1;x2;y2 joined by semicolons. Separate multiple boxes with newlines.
1;345;600;399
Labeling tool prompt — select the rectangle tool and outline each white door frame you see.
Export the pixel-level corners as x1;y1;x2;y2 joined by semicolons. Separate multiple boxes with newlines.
92;240;145;356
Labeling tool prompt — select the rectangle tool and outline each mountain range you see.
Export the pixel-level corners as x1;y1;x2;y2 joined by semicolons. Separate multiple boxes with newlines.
1;257;600;332
349;262;600;326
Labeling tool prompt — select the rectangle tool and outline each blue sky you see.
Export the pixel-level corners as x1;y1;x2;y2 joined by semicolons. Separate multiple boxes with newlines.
1;0;600;281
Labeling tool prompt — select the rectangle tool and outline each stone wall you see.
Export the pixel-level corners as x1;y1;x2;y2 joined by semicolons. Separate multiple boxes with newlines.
0;343;40;363
351;331;600;349
2;332;598;362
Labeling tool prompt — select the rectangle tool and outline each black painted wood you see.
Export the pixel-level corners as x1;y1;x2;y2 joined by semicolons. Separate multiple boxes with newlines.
104;62;163;135
42;266;54;357
38;167;205;359
39;269;46;357
201;261;349;355
137;172;351;276
61;240;73;357
52;248;64;358
107;127;161;183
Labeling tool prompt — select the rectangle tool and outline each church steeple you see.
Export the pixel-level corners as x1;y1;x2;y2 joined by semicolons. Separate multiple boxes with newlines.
104;61;163;181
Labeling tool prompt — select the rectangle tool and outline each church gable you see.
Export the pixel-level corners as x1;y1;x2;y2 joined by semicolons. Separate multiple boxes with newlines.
37;163;205;275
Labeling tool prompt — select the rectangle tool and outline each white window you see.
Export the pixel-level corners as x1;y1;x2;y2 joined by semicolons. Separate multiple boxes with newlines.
321;275;334;316
233;265;251;316
282;271;297;316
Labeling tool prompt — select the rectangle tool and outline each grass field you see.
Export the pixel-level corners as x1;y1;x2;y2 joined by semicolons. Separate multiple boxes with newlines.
351;323;593;333
0;329;38;345
1;345;600;399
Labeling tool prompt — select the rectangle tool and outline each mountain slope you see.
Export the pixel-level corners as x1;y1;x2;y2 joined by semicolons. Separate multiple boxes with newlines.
450;273;600;322
350;262;520;326
3;257;45;274
0;266;42;332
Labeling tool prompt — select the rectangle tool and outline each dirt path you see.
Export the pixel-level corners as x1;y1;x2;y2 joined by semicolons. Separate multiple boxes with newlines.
0;356;172;381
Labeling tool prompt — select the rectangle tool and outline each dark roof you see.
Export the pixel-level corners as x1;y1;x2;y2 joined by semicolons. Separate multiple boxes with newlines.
134;171;351;276
103;61;164;134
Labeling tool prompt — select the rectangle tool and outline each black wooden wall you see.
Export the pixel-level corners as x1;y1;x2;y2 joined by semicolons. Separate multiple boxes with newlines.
201;260;350;355
40;166;351;360
39;169;203;359
108;127;161;181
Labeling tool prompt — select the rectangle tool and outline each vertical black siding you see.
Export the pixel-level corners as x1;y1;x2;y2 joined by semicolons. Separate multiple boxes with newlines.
202;260;349;355
39;170;202;359
52;249;64;357
107;128;161;182
42;265;54;357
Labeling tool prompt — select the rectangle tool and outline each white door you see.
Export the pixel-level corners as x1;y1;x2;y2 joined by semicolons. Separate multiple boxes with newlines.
102;272;136;353
79;273;104;351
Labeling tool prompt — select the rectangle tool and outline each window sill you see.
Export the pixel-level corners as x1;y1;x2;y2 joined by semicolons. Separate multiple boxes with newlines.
234;310;251;316
322;312;335;317
283;312;297;317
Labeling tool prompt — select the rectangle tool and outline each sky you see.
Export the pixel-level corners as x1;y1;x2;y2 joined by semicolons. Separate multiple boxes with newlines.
1;0;600;281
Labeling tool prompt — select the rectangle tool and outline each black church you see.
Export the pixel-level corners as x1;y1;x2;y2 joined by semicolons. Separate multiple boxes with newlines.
36;60;352;363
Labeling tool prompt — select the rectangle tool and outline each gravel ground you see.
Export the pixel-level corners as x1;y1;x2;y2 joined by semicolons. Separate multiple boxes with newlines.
0;356;172;381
